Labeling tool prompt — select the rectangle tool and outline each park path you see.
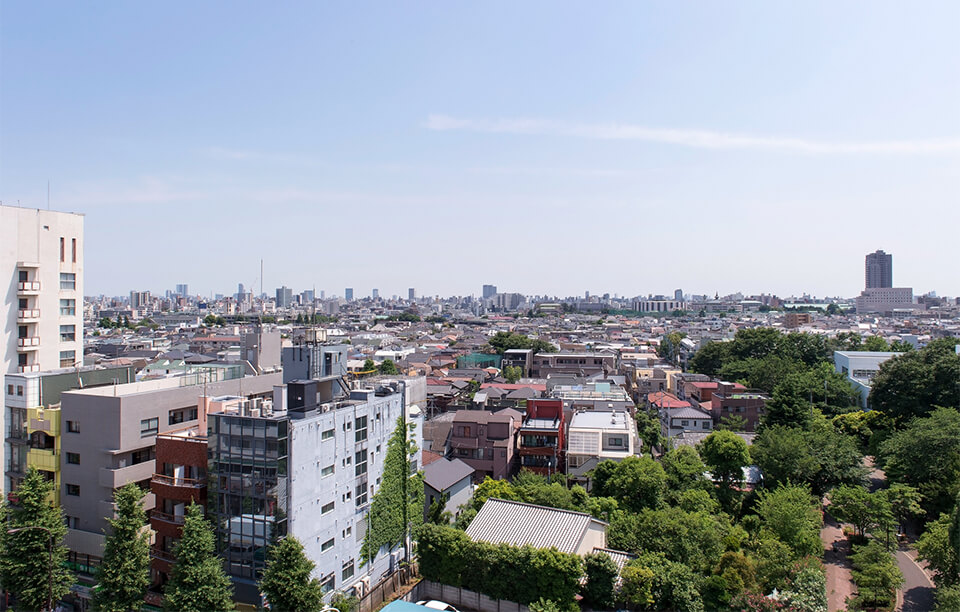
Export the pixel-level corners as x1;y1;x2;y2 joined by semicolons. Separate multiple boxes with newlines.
821;511;854;612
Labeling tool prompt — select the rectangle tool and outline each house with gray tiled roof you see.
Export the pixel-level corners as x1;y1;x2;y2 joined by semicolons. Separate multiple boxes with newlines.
465;498;607;556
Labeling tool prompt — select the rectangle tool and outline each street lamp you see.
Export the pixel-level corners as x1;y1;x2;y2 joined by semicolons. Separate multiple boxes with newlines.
6;525;54;612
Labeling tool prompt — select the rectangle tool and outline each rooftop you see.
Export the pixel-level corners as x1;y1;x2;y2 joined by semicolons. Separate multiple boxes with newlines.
465;498;607;555
569;410;632;431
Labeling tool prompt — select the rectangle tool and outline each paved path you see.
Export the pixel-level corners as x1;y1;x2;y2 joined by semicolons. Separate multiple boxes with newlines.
896;545;935;611
821;513;854;612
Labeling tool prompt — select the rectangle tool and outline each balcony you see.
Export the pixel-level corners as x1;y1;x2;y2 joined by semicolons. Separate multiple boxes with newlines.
151;473;205;489
99;461;155;488
151;510;185;525
17;337;40;351
17;309;41;322
17;281;41;295
17;364;40;374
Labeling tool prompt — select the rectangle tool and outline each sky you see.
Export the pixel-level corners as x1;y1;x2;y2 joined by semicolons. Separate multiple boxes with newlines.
2;2;958;300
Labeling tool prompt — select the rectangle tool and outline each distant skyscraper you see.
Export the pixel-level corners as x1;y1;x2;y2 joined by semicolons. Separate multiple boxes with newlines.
482;284;497;299
408;288;416;301
675;289;683;301
372;288;379;299
319;290;325;300
865;250;893;289
345;288;354;301
130;291;151;309
175;283;189;297
275;286;293;308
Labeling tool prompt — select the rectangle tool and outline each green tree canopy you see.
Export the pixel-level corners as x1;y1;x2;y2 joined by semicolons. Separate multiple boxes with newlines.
849;540;903;610
869;338;960;423
487;332;557;355
259;536;324;612
377;359;399;375
754;483;823;559
590;456;666;512
581;552;618;609
0;468;74;612
660;446;710;495
163;503;234;612
502;365;522;384
698;430;750;489
879;407;960;516
94;484;150;612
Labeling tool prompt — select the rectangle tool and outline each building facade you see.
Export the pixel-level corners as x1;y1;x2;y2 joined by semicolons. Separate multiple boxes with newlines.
1;205;84;379
517;399;565;476
447;409;521;482
566;410;638;478
865;249;893;289
208;377;421;603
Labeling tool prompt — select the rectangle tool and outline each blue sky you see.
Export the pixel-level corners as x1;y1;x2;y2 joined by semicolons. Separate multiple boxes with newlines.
2;2;958;299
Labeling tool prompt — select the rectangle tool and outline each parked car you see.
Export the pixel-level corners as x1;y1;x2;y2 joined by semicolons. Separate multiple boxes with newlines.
417;601;460;612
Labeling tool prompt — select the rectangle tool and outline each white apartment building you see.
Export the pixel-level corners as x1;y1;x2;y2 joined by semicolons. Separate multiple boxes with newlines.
1;205;84;376
566;410;639;479
833;350;901;408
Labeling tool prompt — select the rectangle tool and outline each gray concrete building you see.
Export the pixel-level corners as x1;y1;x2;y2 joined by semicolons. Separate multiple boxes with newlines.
59;372;281;562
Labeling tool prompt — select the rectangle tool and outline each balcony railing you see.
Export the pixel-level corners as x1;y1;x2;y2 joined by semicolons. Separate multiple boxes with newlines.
152;473;206;488
17;337;40;350
151;510;185;525
17;364;40;374
17;281;41;293
150;547;176;562
17;309;40;321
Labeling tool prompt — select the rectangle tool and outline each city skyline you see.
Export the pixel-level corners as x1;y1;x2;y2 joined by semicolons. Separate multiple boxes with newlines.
2;3;958;297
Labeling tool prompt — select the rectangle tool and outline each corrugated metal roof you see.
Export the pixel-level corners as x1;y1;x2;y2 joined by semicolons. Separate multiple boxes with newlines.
465;498;606;555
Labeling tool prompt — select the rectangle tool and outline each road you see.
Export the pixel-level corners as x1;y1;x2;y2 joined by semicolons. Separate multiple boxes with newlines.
863;458;936;612
896;547;935;611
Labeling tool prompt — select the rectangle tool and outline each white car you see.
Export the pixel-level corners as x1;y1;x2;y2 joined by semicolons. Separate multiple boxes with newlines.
416;600;460;612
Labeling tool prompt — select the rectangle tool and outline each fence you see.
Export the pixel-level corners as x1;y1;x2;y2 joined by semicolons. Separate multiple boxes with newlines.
354;565;420;612
404;581;530;612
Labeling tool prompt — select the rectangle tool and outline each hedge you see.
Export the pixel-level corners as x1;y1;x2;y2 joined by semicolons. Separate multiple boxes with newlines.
416;524;583;605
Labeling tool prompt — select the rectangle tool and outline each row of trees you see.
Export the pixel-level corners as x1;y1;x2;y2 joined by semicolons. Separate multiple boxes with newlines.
487;331;557;355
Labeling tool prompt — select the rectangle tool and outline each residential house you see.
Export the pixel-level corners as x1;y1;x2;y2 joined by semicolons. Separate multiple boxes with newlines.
566;410;638;480
465;498;607;556
517;399;565;476
710;382;768;431
447;408;522;481
422;457;474;523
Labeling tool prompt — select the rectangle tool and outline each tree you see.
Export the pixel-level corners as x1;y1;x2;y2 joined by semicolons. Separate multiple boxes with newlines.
780;565;828;612
755;483;823;559
581;552;617;609
862;335;890;351
329;591;360;612
94;484;150;612
361;416;423;565
590;456;666;512
660;446;709;494
698;430;750;490
471;476;518;510
848;540;903;610
503;365;522;384
916;512;957;587
377;359;399;375
163;503;234;612
608;506;728;573
879;407;960;516
869;338;960;423
828;486;893;541
884;484;923;534
620;552;704;612
0;468;74;612
689;341;732;377
362;358;376;372
259;536;323;612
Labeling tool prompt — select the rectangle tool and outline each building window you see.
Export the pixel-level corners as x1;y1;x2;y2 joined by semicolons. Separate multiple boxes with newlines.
355;416;367;442
321;428;334;440
342;560;355;581
131;448;154;465
355;483;368;507
59;299;76;316
59;350;76;368
321;538;334;552
65;516;79;529
66;453;80;465
60;237;65;262
320;574;335;594
321;465;334;478
66;420;79;433
321;501;335;514
608;437;624;447
71;238;77;263
140;418;159;437
169;408;198;425
355;451;367;476
6;385;12;395
60;273;76;290
59;325;76;342
66;484;80;496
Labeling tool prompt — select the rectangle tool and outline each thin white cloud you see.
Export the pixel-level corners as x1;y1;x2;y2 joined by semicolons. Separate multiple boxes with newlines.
424;114;960;155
